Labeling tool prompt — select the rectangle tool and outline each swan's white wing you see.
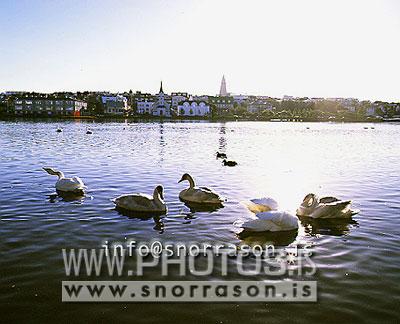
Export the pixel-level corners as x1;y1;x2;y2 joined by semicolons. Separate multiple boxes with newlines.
243;197;279;213
242;219;277;232
250;197;279;209
255;211;298;231
311;200;353;218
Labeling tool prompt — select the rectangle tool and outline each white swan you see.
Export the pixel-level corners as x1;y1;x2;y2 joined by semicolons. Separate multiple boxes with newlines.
114;185;167;213
296;193;356;218
241;210;298;232
242;197;279;213
178;173;224;204
43;167;86;193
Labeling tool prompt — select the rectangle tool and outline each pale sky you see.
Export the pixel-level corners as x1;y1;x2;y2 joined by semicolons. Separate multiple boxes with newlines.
0;0;399;101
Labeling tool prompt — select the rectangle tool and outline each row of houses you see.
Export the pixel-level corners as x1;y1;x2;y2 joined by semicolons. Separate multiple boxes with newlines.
0;82;275;117
114;82;213;117
2;85;398;117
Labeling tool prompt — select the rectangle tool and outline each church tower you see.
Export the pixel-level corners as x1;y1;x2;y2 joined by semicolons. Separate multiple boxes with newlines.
219;75;227;96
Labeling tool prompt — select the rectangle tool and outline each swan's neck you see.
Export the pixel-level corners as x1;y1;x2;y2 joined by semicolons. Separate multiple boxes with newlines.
187;175;195;188
153;189;163;205
56;171;65;179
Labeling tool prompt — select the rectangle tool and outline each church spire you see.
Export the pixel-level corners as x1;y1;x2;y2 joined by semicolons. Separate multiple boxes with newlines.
219;75;227;96
159;81;164;94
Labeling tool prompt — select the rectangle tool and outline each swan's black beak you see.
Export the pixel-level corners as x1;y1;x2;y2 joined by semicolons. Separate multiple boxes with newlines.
178;178;184;183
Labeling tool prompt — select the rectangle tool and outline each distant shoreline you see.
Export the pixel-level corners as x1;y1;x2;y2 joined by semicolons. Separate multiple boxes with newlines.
0;114;387;123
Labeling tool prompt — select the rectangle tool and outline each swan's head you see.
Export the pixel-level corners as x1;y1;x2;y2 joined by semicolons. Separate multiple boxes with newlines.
155;185;164;200
43;167;64;179
297;193;319;216
43;167;59;176
301;193;319;208
178;173;192;183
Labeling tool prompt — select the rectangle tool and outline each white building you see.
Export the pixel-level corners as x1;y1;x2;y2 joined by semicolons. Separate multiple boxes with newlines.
152;82;171;117
137;100;154;114
171;92;189;108
101;95;128;115
136;82;171;117
177;99;210;117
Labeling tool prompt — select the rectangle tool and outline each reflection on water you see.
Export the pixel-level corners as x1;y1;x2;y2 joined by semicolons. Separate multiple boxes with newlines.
116;208;165;234
299;217;359;237
1;120;400;322
238;229;299;246
181;200;224;213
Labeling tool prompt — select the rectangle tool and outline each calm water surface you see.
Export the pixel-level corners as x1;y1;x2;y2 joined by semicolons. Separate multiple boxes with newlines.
0;120;399;323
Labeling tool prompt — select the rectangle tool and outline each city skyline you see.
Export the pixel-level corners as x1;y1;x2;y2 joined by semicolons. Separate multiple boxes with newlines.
1;0;399;102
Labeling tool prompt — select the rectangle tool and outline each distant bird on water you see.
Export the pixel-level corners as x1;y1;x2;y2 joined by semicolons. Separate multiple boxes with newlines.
216;151;227;159
86;129;93;134
222;159;237;167
56;127;62;133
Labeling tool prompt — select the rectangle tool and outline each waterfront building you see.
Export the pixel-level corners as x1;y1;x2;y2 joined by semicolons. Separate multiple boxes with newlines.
152;82;171;117
365;106;377;116
177;97;210;117
171;92;189;108
208;96;234;113
137;100;155;114
232;94;249;105
101;95;128;115
131;91;154;114
10;97;87;116
135;82;171;117
247;99;274;113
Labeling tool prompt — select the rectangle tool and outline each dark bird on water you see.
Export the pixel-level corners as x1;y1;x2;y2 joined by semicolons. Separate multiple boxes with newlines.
222;159;237;167
56;128;62;133
86;129;93;134
216;151;227;159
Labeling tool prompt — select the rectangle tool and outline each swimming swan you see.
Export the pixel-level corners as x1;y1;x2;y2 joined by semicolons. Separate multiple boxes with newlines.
114;185;167;213
178;173;224;205
241;210;298;232
296;193;357;218
43;167;86;193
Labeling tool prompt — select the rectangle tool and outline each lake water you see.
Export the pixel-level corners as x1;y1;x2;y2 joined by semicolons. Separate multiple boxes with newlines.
0;120;399;323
